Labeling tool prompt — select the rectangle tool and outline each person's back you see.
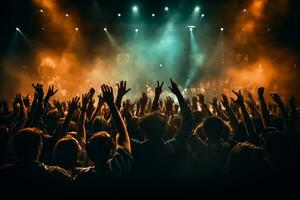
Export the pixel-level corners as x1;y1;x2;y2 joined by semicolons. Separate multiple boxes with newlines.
201;116;232;177
131;113;177;183
0;128;71;196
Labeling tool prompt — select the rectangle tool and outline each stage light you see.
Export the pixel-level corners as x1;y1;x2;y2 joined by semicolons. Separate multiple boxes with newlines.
152;13;155;17
117;13;121;17
75;27;79;31
104;27;107;31
159;64;163;67
164;6;169;11
190;27;193;31
220;27;224;31
194;6;200;13
42;27;45;31
243;8;247;12
201;13;205;18
40;9;44;13
132;6;138;12
135;28;139;33
65;13;69;17
16;27;20;32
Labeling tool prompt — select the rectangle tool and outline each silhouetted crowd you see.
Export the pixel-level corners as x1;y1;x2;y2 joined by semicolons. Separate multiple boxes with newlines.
0;79;300;197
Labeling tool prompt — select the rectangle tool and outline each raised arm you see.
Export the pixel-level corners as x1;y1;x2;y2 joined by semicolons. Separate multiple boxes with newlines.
258;87;271;128
43;85;58;110
270;93;291;133
220;94;239;131
232;90;257;142
198;93;212;117
59;96;80;138
152;81;164;112
77;92;90;144
169;79;193;139
30;84;44;127
101;84;131;153
211;97;229;121
90;94;105;123
116;81;131;110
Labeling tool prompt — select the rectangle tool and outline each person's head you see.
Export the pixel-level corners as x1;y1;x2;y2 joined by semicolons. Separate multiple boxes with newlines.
227;142;264;175
139;112;166;141
45;110;61;132
13;128;43;161
202;116;225;143
92;116;109;133
263;130;294;166
53;135;82;170
86;132;115;166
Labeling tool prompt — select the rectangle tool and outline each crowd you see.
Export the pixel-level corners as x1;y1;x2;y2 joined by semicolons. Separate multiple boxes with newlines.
0;78;299;197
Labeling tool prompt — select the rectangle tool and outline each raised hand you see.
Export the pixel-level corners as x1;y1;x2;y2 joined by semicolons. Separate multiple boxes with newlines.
45;85;58;98
288;95;296;108
89;87;96;96
270;93;282;104
155;81;164;96
117;80;131;98
220;94;230;108
23;94;30;108
140;92;148;108
169;78;181;96
81;92;91;110
101;84;114;106
197;93;205;105
15;93;23;104
53;99;62;110
32;83;44;99
97;94;105;107
258;87;265;98
232;90;244;106
67;96;80;112
165;96;174;115
211;97;218;108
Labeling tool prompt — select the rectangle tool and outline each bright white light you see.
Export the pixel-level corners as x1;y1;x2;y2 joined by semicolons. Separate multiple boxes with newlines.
164;6;169;11
194;6;200;13
65;13;69;17
201;13;205;18
190;27;193;31
40;9;44;13
104;27;107;31
159;64;163;67
75;27;79;31
135;28;139;33
16;27;20;32
220;27;224;31
132;6;138;12
152;13;155;17
117;13;121;17
243;8;247;12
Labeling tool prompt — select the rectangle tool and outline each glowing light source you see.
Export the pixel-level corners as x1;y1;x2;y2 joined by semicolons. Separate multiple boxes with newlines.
117;13;121;17
104;27;107;31
190;27;193;31
135;28;139;33
159;64;163;67
243;8;247;12
75;27;79;31
201;13;205;18
220;27;224;31
164;6;169;11
132;6;138;12
16;27;20;32
40;9;44;13
194;6;200;13
152;13;155;17
65;13;69;17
